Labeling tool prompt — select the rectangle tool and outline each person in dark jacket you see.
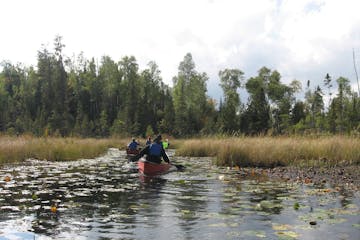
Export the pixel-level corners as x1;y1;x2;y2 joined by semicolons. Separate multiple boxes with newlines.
145;136;152;145
131;135;170;164
127;138;139;151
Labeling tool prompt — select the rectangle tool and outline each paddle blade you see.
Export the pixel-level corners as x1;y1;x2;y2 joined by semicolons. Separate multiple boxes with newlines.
173;164;185;171
129;156;138;162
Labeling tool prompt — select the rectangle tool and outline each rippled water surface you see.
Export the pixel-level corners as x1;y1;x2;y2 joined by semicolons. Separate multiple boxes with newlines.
0;148;359;240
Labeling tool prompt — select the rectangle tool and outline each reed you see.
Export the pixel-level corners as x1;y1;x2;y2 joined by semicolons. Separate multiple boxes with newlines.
2;135;360;168
176;136;360;167
0;136;128;164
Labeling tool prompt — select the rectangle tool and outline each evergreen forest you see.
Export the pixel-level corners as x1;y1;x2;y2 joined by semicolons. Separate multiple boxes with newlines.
1;36;359;137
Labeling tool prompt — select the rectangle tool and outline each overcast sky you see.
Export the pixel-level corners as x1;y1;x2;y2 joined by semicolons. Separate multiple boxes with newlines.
1;0;360;100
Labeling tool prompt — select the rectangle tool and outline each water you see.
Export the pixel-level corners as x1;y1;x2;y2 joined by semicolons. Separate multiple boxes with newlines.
0;148;359;240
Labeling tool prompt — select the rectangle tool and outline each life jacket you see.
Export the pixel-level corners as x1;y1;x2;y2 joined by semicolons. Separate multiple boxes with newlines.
149;143;162;156
128;141;138;150
162;141;169;149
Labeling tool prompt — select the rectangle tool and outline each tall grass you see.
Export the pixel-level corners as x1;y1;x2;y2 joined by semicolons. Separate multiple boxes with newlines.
2;135;360;168
0;136;128;164
176;136;360;167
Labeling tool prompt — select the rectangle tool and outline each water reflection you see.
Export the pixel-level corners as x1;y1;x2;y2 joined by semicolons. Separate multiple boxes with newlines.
0;148;359;240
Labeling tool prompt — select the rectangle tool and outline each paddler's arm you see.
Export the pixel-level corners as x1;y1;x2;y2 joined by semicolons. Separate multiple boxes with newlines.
161;148;170;163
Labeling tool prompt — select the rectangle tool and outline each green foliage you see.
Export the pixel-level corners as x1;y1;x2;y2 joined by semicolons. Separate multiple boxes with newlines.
218;69;244;133
110;118;125;137
2;36;360;137
173;53;209;136
145;125;154;137
242;73;271;135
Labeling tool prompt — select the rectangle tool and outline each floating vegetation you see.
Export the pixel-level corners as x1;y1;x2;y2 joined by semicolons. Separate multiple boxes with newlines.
276;230;300;239
179;209;196;218
352;223;360;229
326;218;347;225
243;230;267;238
293;202;300;210
273;224;293;231
0;148;358;240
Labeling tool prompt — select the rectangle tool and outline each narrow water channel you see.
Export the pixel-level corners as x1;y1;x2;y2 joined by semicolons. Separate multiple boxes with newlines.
0;148;359;239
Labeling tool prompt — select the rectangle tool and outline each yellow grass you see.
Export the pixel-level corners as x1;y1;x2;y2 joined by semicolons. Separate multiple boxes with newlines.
0;136;129;164
2;135;359;168
176;136;360;167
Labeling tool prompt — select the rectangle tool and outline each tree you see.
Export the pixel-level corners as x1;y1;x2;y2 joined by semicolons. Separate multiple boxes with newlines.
173;73;188;135
304;85;325;131
291;101;306;125
200;98;218;135
243;75;270;134
173;53;208;136
118;56;140;135
99;110;109;136
159;87;175;134
324;73;333;107
242;67;295;135
98;55;122;126
242;87;270;134
51;35;70;135
331;77;351;133
138;61;166;135
218;68;244;133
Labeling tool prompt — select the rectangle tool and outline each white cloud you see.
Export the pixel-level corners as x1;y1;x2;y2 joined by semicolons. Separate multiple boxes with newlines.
1;0;360;99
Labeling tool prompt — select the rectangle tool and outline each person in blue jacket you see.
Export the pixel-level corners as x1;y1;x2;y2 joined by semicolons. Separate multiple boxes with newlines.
145;136;152;145
128;138;139;151
131;135;170;164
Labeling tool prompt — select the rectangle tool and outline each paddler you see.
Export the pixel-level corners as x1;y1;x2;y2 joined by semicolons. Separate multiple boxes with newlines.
130;134;170;164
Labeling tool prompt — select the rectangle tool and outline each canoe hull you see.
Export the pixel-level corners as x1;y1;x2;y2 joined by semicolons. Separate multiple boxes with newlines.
138;159;171;175
126;148;140;157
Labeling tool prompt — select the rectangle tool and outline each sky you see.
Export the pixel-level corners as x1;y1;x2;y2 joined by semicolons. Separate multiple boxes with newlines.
1;0;360;101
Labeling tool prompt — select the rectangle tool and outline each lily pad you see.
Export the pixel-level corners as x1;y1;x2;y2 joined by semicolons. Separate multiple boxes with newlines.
226;231;242;237
258;200;283;210
276;231;299;239
326;218;347;225
243;230;266;238
344;203;358;210
180;209;196;218
208;222;238;227
273;224;292;231
352;223;360;229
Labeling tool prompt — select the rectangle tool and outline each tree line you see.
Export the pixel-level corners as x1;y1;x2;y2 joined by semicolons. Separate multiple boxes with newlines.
1;36;359;137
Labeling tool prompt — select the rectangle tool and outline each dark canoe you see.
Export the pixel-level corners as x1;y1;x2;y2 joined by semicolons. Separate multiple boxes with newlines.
126;148;140;157
137;158;172;176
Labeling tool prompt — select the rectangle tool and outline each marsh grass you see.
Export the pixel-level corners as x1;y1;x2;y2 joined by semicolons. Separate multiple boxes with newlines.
2;135;359;168
176;136;360;167
0;136;128;164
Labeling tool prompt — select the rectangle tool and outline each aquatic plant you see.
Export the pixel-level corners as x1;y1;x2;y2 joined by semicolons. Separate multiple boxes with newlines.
0;136;128;164
176;136;360;167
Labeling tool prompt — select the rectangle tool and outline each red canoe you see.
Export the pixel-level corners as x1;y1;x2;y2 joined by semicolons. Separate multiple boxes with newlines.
138;159;171;175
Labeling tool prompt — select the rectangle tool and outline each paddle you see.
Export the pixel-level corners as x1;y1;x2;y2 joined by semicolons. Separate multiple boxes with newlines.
129;156;139;163
127;142;185;171
171;163;185;171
